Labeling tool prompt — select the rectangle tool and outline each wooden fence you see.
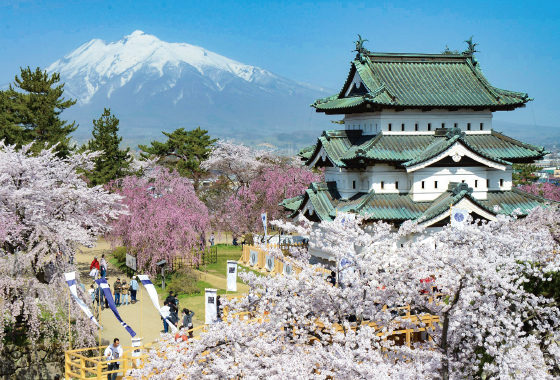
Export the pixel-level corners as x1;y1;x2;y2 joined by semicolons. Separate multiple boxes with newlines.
170;246;218;271
240;244;329;277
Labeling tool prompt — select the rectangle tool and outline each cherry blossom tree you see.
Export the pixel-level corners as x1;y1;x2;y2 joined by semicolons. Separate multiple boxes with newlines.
519;182;560;202
0;142;127;351
107;168;210;273
201;140;322;240
129;208;560;379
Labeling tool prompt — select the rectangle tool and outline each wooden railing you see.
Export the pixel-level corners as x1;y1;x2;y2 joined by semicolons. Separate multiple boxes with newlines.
170;246;218;271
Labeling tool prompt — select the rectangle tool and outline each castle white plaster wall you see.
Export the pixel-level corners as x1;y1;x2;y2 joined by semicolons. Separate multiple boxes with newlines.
344;109;493;134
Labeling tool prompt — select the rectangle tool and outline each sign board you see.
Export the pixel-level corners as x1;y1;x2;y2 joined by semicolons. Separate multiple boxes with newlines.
265;255;274;272
283;263;293;276
205;288;218;324
250;250;258;266
226;260;237;292
125;253;137;271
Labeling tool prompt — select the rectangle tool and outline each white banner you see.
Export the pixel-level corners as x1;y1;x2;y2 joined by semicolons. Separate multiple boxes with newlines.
137;275;177;333
227;260;237;292
265;255;274;272
64;272;101;329
283;262;293;276
451;207;469;230
250;250;258;266
205;289;218;324
261;213;267;238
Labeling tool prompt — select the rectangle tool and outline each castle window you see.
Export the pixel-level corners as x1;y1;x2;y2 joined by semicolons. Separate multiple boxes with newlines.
381;181;385;190
415;123;418;131
395;181;399;189
454;123;458;128
442;123;446;128
401;123;405;131
462;180;465;183
388;123;392;131
487;179;490;188
367;180;370;189
434;181;438;189
500;178;504;187
421;181;425;189
467;123;471;131
353;181;356;189
428;123;432;131
480;123;484;130
475;180;478;188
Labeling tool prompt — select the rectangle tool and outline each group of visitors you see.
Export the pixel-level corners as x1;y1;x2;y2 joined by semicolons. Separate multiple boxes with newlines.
89;255;140;310
159;291;196;338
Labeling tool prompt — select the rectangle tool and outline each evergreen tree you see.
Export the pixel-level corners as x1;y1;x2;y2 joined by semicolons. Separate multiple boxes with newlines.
2;67;77;156
139;127;217;190
81;108;131;186
512;163;540;186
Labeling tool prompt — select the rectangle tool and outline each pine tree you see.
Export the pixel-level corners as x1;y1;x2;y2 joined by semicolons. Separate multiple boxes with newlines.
512;163;540;186
81;108;131;186
139;127;217;190
2;67;77;157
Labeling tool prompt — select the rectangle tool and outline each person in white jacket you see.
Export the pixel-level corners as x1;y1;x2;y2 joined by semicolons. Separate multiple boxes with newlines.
104;338;123;380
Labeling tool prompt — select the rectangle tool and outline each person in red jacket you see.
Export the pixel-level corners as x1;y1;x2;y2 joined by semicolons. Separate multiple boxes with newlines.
90;257;100;271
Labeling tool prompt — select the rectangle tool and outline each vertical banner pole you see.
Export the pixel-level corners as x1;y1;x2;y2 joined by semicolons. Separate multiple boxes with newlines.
68;292;71;350
140;280;143;339
98;287;101;357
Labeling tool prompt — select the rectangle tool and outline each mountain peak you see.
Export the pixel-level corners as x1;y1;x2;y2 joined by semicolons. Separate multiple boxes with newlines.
129;30;146;37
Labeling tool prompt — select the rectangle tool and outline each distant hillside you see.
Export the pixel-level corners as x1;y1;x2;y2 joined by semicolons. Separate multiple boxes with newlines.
492;120;560;149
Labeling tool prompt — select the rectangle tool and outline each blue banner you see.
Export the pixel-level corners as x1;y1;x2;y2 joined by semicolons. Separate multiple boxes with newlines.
95;278;136;337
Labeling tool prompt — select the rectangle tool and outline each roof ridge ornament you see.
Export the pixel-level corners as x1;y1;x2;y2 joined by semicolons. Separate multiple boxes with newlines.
353;34;369;63
446;126;466;139
452;182;473;196
463;36;479;66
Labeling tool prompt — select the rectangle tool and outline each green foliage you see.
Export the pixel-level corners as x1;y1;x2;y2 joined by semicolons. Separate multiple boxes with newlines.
167;267;201;295
523;269;560;304
441;45;459;54
139;127;217;190
112;246;127;264
0;67;77;157
80;108;132;186
512;163;540;186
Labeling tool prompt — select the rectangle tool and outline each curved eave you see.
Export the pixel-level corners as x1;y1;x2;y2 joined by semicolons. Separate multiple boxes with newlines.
403;138;511;172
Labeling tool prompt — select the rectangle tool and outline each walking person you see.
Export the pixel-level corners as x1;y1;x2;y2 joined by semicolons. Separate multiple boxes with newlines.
89;257;100;279
209;233;215;246
113;278;122;306
130;276;139;303
121;280;130;306
100;254;108;278
181;308;195;338
104;338;123;380
161;303;171;333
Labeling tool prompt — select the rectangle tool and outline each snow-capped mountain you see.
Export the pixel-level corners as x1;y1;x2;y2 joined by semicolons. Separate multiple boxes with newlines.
46;31;331;145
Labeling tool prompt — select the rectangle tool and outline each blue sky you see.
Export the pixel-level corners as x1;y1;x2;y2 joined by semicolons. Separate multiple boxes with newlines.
1;0;559;126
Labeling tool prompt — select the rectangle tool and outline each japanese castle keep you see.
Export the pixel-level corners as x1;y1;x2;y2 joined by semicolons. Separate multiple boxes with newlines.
283;37;551;263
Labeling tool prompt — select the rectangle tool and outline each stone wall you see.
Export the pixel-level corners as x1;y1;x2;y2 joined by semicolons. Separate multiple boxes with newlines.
0;344;64;380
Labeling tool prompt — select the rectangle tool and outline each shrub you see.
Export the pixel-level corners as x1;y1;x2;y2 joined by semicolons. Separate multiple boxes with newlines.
112;247;127;264
167;268;200;295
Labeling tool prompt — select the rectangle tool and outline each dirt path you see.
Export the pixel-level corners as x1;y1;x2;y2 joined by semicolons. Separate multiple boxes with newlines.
75;241;165;347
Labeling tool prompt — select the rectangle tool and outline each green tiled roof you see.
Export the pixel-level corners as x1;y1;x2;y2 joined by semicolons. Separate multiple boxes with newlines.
304;129;547;168
313;53;530;112
281;195;305;212
287;181;554;225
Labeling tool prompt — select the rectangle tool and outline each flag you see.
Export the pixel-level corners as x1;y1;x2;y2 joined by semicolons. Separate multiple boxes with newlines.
261;213;267;238
137;275;177;334
64;272;101;329
95;278;136;337
451;207;469;229
227;261;237;292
